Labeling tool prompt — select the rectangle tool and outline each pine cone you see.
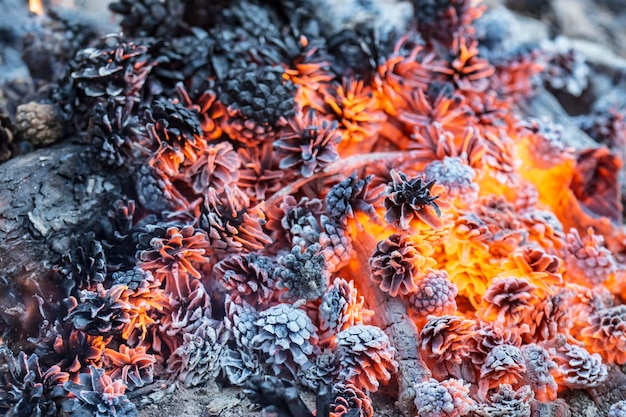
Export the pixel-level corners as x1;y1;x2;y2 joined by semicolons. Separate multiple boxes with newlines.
166;319;227;387
215;253;277;305
252;303;320;376
408;269;458;317
0;109;16;162
275;109;340;178
550;343;607;389
384;170;443;230
276;243;330;301
65;284;132;337
109;0;186;38
413;378;475;417
335;324;397;392
15;102;63;147
57;233;108;296
219;64;297;145
325;173;381;226
89;100;138;167
144;97;203;177
62;366;137;417
473;385;532;417
0;349;69;417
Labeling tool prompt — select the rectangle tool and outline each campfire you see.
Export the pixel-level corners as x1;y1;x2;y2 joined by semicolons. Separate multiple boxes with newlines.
1;0;626;416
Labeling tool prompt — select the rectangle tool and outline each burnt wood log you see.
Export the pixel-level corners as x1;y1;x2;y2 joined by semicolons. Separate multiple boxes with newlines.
0;141;123;347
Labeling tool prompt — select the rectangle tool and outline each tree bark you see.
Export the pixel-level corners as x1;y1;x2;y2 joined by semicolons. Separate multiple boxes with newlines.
0;141;123;342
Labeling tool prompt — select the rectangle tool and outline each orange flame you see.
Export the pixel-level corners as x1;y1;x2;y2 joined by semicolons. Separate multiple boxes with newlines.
29;0;44;15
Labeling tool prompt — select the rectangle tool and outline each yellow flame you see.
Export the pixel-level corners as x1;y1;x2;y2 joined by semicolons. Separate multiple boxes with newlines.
29;0;44;15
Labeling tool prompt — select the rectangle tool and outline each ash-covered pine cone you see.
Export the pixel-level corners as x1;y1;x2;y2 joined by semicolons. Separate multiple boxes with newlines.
408;269;458;317
0;109;16;162
65;284;131;336
184;141;240;196
413;378;475;417
224;297;260;350
276;243;330;301
318;216;354;273
472;384;532;417
335;324;397;392
219;64;297;145
134;164;188;212
62;366;137;417
298;349;338;390
66;35;159;119
413;0;482;46
550;343;608;389
15;102;63;147
384;170;443;230
109;0;185;38
89;100;138;167
275;109;341;178
424;157;479;205
564;227;617;286
319;278;371;341
541;36;589;97
479;344;526;399
285;203;323;248
325;173;381;225
520;344;557;402
328;382;374;417
166;319;228;387
0;349;69;417
57;234;107;295
369;234;422;297
609;401;626;417
200;186;272;253
218;0;281;41
144;97;203;176
103;345;155;391
215;253;277;305
221;346;262;386
251;303;320;376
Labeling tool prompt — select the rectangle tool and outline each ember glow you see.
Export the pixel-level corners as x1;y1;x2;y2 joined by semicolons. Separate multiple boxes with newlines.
28;0;44;15
2;0;626;416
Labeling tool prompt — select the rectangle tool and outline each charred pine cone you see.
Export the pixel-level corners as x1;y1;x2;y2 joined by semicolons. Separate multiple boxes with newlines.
89;100;139;167
275;109;340;178
244;375;314;417
325;173;380;225
384;169;442;230
109;0;186;38
144;97;203;176
219;64;297;145
214;252;277;304
62;366;137;417
276;243;330;301
57;233;108;296
252;303;319;376
65;285;131;337
0;109;16;162
0;349;69;417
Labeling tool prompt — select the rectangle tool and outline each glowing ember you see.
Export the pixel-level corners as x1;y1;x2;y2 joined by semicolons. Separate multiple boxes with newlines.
28;0;44;15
